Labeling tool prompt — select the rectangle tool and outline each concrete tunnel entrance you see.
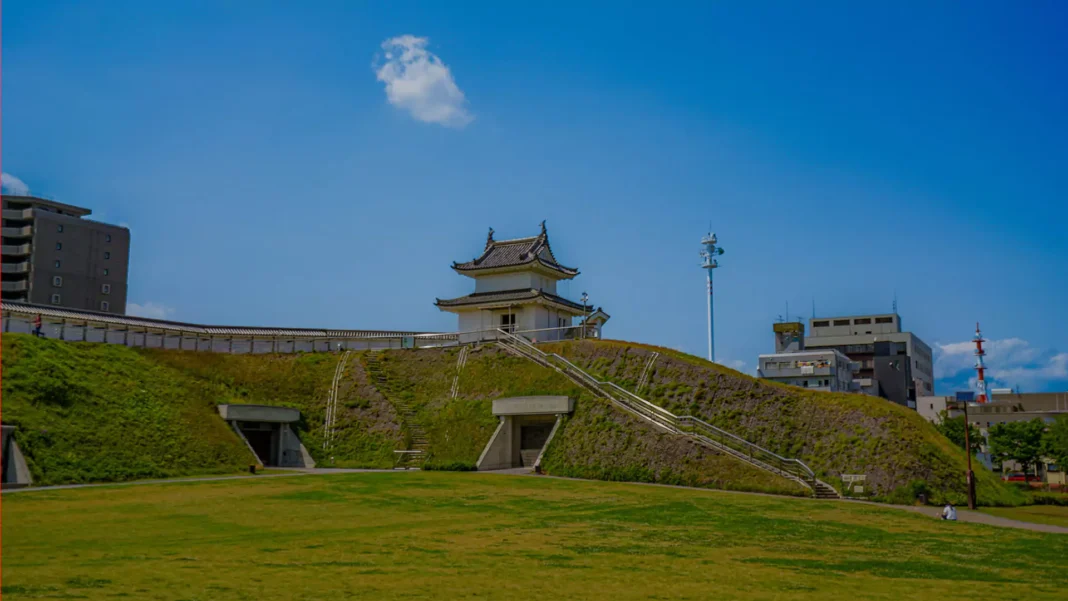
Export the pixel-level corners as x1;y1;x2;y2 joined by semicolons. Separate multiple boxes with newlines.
476;396;574;471
218;404;316;468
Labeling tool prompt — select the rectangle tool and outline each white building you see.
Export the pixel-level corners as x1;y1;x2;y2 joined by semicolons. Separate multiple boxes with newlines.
757;349;857;392
435;223;607;343
756;322;858;393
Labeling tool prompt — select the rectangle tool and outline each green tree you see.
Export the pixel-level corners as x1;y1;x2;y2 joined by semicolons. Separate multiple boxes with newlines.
988;419;1046;476
1041;415;1068;469
935;412;983;455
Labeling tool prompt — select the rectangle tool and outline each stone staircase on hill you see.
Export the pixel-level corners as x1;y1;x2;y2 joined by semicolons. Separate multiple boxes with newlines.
494;329;841;499
364;352;428;466
520;449;541;468
812;481;840;499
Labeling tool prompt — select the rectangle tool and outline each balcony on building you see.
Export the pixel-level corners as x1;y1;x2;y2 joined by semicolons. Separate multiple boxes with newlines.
1;225;33;238
0;244;32;256
1;262;30;274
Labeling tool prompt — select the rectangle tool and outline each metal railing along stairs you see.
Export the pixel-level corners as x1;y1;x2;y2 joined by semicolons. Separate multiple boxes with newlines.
322;351;352;450
494;328;840;498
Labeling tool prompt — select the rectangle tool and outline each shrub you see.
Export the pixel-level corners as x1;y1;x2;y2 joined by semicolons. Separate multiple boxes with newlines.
1028;491;1068;506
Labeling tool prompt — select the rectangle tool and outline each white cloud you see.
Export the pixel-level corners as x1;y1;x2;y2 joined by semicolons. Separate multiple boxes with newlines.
934;337;1067;391
374;35;473;128
2;173;30;195
992;353;1068;389
127;302;176;320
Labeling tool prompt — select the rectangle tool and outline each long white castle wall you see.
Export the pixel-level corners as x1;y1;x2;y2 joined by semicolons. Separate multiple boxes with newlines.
1;311;455;355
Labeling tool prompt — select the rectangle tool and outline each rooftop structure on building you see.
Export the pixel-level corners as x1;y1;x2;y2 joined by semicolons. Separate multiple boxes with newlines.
805;313;934;408
435;222;607;343
2;194;130;314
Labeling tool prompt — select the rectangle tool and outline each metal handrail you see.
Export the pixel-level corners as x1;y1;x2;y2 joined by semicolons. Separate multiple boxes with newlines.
495;328;820;488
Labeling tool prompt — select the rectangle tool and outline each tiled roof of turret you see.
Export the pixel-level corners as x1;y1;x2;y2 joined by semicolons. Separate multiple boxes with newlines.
434;288;587;312
452;221;579;278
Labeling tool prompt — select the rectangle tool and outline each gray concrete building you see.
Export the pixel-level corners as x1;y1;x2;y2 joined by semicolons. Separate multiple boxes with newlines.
2;194;130;314
805;313;934;408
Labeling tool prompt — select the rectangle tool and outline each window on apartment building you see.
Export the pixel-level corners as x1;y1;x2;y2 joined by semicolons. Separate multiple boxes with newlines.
104;251;111;260
55;242;62;250
813;320;829;327
50;293;61;304
101;284;111;295
875;317;893;324
57;224;64;233
100;301;110;312
52;276;62;287
833;319;850;326
105;234;112;242
103;268;110;276
54;260;61;268
854;318;871;324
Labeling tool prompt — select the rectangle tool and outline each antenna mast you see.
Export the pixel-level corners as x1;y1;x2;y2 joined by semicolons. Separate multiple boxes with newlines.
700;230;725;362
974;322;988;403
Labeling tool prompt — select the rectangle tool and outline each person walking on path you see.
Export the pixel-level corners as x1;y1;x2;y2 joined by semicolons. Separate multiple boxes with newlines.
33;314;43;338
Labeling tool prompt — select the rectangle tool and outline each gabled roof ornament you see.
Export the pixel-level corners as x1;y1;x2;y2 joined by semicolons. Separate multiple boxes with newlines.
486;227;495;250
539;220;547;237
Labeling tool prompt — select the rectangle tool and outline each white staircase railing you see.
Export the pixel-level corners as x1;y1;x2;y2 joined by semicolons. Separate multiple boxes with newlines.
494;329;837;497
322;351;352;449
636;352;659;393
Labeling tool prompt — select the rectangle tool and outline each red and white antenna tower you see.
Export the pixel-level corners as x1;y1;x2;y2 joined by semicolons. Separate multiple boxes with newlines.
974;322;988;403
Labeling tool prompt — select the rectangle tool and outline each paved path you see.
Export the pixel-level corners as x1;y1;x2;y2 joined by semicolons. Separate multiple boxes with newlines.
899;505;1068;534
5;469;1066;534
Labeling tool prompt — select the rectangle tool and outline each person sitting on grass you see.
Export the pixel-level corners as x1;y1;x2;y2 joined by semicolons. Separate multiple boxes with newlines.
941;503;957;521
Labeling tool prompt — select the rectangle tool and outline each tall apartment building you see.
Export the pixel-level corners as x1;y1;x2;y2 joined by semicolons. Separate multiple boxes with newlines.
805;313;934;408
2;194;130;314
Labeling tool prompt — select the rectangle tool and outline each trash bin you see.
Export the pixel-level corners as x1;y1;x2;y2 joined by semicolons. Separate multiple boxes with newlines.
917;492;927;505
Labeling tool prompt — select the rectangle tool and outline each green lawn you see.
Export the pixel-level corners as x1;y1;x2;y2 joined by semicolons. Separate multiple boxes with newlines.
3;473;1065;600
980;505;1068;528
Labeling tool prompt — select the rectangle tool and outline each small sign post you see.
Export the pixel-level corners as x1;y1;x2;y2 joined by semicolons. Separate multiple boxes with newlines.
842;474;867;497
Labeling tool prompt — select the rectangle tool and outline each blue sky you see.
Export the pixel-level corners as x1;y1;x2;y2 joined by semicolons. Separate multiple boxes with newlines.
3;1;1067;393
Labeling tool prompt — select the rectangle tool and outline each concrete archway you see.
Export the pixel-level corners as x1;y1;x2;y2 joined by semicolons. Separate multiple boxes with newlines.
476;396;574;472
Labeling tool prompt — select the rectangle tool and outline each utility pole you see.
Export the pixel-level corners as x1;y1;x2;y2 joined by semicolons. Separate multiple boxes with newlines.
950;398;978;510
700;231;725;362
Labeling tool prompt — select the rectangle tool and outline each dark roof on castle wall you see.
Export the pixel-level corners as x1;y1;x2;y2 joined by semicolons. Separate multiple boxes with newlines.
452;222;579;277
1;301;454;339
434;288;588;312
